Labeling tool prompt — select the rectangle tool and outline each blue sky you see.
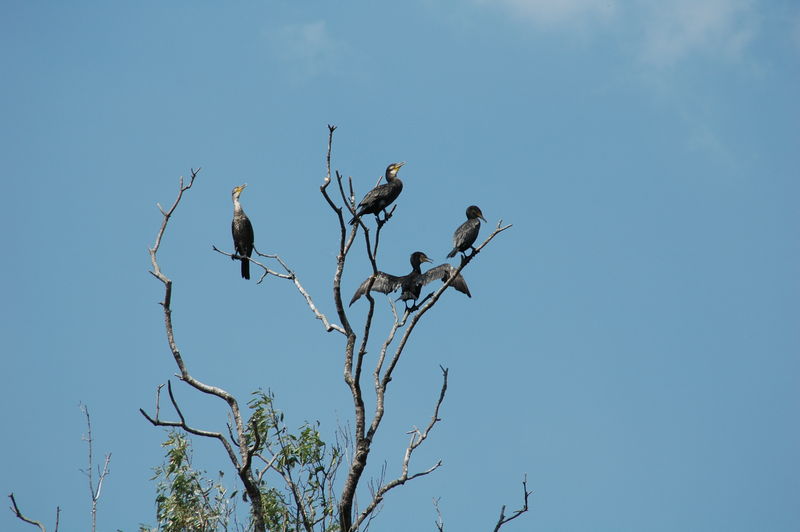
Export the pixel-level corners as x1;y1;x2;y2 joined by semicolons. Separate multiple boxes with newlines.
1;1;798;530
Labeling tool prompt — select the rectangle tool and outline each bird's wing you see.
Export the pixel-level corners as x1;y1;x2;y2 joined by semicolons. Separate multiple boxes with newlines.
349;272;402;305
242;216;254;248
421;264;472;297
232;214;255;255
358;183;391;206
453;218;479;249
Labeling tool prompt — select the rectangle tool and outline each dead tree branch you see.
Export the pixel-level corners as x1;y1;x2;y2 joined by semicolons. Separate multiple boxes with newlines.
211;246;291;281
320;125;513;531
262;251;347;335
352;367;449;530
8;493;47;532
359;222;512;482
80;404;111;532
334;154;409;532
433;497;444;532
317;126;375;532
210;245;346;335
143;169;267;532
320;125;358;333
140;381;240;466
493;475;532;531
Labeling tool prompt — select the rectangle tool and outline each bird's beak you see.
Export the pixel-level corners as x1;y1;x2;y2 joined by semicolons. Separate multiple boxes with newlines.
241;183;248;189
479;213;487;222
397;161;406;168
421;255;432;263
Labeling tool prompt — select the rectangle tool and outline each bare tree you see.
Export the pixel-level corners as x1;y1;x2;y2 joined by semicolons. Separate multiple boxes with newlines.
80;404;111;532
141;126;525;531
9;404;110;532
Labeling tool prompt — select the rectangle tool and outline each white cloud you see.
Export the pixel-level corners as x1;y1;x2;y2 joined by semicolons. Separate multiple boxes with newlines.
637;0;757;67
479;0;758;67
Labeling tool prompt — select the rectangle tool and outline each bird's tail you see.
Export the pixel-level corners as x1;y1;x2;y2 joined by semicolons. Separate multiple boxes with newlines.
241;258;250;280
446;248;457;258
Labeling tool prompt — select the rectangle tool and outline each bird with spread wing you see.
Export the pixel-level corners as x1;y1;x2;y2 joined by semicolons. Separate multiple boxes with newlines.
350;251;471;310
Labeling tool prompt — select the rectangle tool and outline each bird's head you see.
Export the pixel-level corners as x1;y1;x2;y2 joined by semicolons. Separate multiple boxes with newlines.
232;184;247;198
467;205;486;222
411;251;432;267
386;162;406;179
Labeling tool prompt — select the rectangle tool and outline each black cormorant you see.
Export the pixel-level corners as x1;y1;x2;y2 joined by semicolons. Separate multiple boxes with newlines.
231;184;255;280
348;162;405;224
349;251;471;308
447;205;486;258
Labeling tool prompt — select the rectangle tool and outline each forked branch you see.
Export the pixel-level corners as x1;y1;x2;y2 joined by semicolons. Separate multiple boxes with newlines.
352;367;449;530
211;246;346;335
493;475;532;531
144;170;267;531
139;381;240;467
8;493;54;532
433;497;445;532
320;125;358;338
80;404;111;532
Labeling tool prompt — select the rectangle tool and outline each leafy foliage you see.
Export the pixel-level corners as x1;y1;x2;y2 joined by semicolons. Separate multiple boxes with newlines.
246;389;342;531
149;432;235;532
146;392;341;531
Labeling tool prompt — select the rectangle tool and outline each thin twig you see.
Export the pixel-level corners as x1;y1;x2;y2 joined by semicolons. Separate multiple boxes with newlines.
433;497;444;532
353;367;449;530
268;409;314;532
324;124;336;185
493;475;532;531
140;381;240;468
80;404;111;532
8;493;46;532
212;244;347;335
371;302;409;404
266;251;347;335
212;246;291;280
255;452;281;483
319;128;358;338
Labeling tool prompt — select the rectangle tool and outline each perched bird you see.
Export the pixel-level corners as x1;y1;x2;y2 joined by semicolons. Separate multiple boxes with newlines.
447;205;486;259
231;184;255;280
349;162;405;225
349;251;471;309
